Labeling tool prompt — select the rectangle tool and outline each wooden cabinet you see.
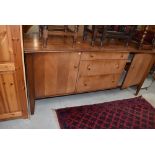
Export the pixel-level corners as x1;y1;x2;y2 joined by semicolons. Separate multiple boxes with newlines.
0;26;27;120
24;34;155;115
122;53;155;95
77;52;128;92
122;54;155;89
26;52;81;98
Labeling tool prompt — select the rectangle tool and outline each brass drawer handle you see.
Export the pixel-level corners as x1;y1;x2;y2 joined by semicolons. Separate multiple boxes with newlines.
74;65;78;69
87;64;91;70
10;83;14;86
84;83;87;86
121;54;124;58
90;54;94;58
116;64;119;68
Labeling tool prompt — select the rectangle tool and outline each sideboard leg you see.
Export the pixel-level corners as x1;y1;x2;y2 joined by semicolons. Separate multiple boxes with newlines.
25;54;35;115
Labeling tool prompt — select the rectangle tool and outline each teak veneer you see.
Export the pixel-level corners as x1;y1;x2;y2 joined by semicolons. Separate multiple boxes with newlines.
24;34;155;114
0;26;154;120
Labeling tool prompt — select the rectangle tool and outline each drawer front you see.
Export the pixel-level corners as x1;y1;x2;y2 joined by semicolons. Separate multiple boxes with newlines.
79;60;127;76
81;52;129;60
77;74;120;92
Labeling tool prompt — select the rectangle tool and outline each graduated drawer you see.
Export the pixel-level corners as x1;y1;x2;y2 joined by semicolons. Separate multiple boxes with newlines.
77;74;120;92
79;59;127;76
81;52;129;60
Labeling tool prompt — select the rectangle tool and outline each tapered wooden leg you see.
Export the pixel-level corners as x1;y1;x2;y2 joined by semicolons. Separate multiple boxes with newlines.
83;25;88;41
43;26;48;48
135;85;141;96
125;37;130;47
25;54;35;115
91;26;97;46
153;73;155;80
39;26;42;38
100;31;105;46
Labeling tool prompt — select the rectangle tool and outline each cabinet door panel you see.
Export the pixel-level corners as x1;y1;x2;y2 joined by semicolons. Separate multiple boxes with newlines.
122;54;154;88
0;72;21;114
0;26;13;62
0;26;28;120
34;52;80;98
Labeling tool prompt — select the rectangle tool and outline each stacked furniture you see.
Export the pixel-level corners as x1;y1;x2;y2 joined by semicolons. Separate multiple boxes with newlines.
133;25;155;49
24;28;155;114
83;25;137;46
0;26;28;120
39;25;79;47
0;25;155;120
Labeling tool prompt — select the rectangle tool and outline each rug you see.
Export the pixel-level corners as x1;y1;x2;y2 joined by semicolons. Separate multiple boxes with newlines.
56;97;155;129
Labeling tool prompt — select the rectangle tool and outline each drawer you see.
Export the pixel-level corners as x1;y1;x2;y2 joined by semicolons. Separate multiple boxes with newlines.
81;52;129;60
79;60;127;76
77;74;120;92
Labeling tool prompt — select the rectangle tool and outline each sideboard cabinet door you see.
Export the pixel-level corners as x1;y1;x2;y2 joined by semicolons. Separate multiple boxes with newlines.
32;52;81;98
122;54;155;89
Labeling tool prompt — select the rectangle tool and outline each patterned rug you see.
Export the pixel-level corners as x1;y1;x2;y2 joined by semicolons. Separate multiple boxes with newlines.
56;97;155;129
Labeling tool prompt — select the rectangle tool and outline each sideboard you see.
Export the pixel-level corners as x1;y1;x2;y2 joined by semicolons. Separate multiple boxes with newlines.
24;35;155;114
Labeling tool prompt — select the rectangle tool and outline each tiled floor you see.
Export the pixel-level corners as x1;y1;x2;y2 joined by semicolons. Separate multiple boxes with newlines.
0;82;155;129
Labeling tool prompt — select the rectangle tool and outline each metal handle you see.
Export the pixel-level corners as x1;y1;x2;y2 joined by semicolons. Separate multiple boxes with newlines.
90;54;94;58
116;64;119;68
74;65;78;69
121;54;124;58
87;64;91;70
84;83;87;86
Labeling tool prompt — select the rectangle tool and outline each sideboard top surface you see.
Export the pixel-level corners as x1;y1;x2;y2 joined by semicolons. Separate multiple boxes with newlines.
23;34;155;54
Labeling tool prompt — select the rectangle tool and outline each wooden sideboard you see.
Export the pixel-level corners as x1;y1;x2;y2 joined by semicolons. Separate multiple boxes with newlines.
24;35;155;114
0;26;28;120
0;27;154;120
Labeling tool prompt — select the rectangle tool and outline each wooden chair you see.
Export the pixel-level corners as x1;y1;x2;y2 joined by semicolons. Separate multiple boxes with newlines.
134;26;155;50
83;25;104;46
22;25;33;34
83;25;137;47
152;62;155;80
39;25;79;48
